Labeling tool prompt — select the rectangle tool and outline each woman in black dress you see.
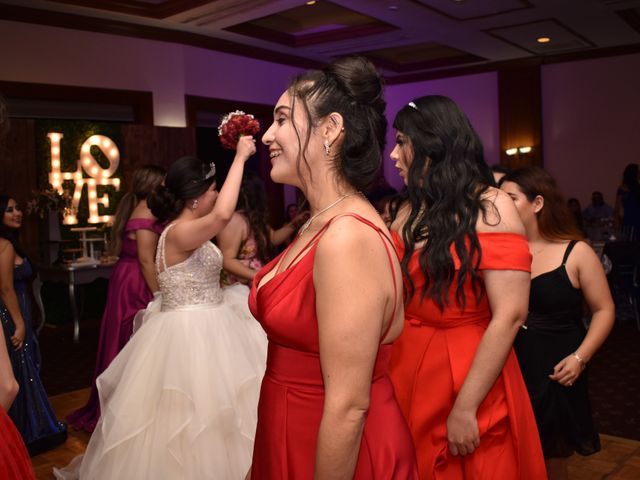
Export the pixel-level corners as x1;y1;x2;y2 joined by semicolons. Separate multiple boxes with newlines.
501;167;615;480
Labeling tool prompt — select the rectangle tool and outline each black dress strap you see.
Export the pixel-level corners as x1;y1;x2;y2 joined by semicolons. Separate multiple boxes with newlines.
561;240;578;266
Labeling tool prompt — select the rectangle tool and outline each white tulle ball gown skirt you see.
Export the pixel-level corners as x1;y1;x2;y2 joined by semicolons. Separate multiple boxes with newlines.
54;284;267;480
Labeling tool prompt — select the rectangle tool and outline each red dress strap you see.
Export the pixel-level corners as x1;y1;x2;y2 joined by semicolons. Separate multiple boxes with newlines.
291;212;399;342
283;218;336;268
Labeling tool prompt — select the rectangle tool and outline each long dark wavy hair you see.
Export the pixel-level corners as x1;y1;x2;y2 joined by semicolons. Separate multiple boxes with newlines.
393;95;494;309
622;163;640;199
0;195;26;258
237;172;273;264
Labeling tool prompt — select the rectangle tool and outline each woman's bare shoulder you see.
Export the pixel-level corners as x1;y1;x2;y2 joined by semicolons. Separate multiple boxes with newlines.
0;239;15;261
131;200;155;220
318;211;387;253
477;187;526;235
570;240;601;263
230;211;250;231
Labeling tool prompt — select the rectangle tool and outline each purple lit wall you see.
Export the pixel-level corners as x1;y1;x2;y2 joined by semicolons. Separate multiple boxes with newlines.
2;18;637;206
0;20;302;127
541;53;640;206
384;72;500;190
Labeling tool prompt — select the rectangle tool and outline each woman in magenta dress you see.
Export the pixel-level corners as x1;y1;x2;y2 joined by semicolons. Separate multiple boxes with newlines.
67;165;165;432
248;56;418;479
387;96;546;479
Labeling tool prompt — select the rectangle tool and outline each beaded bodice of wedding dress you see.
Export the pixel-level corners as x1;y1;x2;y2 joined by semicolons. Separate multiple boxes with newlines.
156;223;223;310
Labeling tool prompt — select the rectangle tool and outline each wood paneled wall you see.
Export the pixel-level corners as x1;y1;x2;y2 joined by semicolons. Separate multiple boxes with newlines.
498;64;543;169
121;125;197;191
1;119;39;258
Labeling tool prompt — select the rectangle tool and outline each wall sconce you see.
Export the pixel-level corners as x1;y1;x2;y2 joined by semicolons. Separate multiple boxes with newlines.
505;146;532;156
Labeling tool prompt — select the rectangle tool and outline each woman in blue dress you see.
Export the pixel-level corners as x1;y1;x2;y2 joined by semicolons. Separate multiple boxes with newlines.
0;194;67;455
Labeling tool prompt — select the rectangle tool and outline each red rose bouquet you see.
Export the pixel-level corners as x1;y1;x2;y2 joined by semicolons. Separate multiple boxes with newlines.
218;110;261;150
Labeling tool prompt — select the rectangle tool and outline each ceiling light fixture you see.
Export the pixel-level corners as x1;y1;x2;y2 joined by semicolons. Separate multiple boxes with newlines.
306;0;316;5
537;37;551;44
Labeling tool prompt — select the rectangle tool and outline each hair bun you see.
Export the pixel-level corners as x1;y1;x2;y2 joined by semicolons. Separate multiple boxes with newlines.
326;57;384;110
289;55;387;192
148;184;183;222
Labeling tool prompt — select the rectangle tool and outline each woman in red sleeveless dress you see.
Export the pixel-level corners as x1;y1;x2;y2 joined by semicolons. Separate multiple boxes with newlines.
0;328;34;479
388;96;547;479
248;57;418;479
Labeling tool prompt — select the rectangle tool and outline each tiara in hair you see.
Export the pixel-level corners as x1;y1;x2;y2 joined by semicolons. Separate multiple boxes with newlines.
204;162;216;180
408;101;418;110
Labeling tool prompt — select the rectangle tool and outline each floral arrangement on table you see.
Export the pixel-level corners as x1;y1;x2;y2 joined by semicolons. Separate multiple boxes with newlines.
218;110;260;150
26;184;74;219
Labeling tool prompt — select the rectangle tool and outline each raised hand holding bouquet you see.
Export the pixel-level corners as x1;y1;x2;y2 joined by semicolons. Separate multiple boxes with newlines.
218;110;261;150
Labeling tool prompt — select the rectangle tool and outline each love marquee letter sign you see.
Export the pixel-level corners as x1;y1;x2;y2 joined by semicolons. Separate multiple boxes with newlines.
47;132;121;225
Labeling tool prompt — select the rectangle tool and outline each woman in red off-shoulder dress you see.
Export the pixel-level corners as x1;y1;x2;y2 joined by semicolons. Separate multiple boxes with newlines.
388;95;546;479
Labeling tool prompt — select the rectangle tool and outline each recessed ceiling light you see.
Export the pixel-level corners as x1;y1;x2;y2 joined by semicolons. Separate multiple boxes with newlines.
537;37;551;44
388;5;398;10
306;0;316;5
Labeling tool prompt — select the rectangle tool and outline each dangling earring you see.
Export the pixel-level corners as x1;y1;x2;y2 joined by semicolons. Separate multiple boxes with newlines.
191;199;199;210
323;140;330;156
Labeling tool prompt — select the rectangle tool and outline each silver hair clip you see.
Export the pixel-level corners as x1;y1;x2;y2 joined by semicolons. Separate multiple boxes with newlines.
408;101;418;110
204;162;216;180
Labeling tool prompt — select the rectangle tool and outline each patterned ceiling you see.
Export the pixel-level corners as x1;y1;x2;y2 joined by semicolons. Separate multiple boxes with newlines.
1;0;639;82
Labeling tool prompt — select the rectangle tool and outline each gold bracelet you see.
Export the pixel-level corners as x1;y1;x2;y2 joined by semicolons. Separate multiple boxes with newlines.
572;352;587;367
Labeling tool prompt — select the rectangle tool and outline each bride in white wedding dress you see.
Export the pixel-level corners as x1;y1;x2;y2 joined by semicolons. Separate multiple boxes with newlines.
54;136;267;480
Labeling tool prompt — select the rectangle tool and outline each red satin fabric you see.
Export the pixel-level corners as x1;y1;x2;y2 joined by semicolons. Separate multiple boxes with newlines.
0;408;34;479
249;214;418;479
389;232;547;479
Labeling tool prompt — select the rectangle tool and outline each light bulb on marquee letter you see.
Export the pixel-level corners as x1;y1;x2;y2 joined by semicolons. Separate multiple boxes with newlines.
47;132;64;194
47;132;122;225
